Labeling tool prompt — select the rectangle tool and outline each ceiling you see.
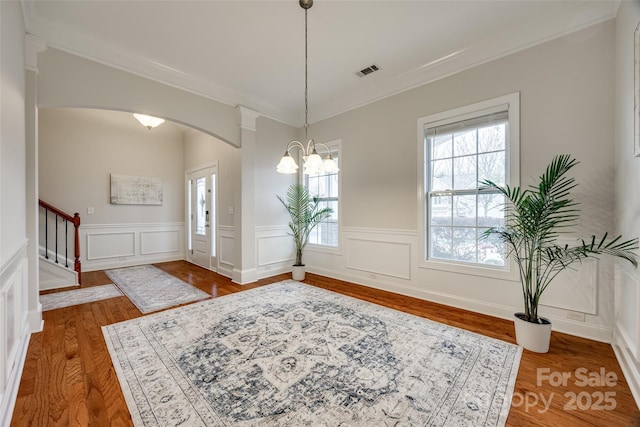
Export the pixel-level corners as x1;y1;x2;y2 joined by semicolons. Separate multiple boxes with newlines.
23;1;620;126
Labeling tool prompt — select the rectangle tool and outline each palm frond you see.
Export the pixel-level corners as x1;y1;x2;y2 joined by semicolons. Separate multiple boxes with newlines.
278;184;334;265
481;154;638;323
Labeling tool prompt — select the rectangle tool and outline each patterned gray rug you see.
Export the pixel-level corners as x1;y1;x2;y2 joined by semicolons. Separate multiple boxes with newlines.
41;284;123;311
103;281;521;426
105;265;210;314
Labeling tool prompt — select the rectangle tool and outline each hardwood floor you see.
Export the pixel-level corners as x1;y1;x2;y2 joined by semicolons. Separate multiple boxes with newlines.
11;261;640;426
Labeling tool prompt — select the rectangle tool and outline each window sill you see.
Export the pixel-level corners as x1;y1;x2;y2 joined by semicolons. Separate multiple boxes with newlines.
307;244;342;256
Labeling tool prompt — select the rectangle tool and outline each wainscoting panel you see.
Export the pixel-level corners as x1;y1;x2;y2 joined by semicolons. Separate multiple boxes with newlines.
140;230;180;255
0;242;30;426
218;226;235;278
3;269;20;385
540;259;598;314
0;288;4;396
256;226;294;279
257;226;294;266
613;264;640;411
1;248;27;391
346;236;411;280
86;232;135;260
80;223;184;271
306;226;614;343
616;266;640;362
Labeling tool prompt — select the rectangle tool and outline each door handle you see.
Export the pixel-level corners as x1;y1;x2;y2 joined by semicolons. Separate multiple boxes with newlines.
206;210;209;221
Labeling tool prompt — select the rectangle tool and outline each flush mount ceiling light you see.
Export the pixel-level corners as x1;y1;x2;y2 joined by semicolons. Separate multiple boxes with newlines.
133;113;165;130
276;0;339;176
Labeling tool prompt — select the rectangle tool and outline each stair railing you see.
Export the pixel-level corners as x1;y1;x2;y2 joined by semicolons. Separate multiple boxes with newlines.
38;199;82;284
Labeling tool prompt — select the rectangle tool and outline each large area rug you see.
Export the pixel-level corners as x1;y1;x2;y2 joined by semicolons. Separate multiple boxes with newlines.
103;281;521;426
105;265;210;314
41;284;123;311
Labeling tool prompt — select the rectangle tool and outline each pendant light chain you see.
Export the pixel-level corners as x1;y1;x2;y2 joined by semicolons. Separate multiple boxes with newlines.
304;7;309;142
276;0;338;175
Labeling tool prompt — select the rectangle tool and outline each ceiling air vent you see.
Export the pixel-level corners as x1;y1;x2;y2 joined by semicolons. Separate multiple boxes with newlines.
356;64;380;77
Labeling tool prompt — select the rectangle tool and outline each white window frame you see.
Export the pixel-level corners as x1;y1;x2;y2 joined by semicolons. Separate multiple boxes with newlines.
417;93;520;281
305;139;342;255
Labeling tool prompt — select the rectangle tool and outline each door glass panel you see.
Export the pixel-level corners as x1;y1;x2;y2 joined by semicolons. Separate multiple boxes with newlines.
211;173;216;257
187;179;192;251
196;177;206;236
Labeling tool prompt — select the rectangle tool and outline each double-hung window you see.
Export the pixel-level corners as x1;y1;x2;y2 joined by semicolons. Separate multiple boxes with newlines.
419;93;519;271
305;141;340;248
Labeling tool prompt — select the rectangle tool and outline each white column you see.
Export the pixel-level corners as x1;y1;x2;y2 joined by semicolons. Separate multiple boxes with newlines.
232;106;261;284
24;35;47;332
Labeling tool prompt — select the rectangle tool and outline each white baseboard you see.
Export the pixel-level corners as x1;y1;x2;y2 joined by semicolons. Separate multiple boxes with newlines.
27;304;43;333
0;330;31;427
257;263;292;280
232;268;257;285
308;265;613;343
217;264;233;279
83;254;184;272
612;328;640;409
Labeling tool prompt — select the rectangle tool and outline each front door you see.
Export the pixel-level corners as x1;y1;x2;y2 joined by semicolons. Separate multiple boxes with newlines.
187;166;217;270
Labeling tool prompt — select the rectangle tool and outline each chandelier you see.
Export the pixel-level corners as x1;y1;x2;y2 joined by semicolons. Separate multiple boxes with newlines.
276;0;339;176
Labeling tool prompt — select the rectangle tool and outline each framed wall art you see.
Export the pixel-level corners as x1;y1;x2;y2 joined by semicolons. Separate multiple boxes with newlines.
110;174;163;205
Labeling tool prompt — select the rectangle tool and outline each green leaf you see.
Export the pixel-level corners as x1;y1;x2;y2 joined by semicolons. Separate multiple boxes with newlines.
481;154;638;323
277;184;334;266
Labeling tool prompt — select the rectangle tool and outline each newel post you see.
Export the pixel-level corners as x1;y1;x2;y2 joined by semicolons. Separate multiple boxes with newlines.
73;213;82;284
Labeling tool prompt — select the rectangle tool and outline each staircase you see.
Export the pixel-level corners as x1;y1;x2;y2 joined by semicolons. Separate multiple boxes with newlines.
38;200;82;290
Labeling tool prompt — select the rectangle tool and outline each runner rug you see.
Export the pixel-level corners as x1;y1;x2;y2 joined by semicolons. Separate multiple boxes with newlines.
105;265;210;314
41;284;122;311
103;280;521;426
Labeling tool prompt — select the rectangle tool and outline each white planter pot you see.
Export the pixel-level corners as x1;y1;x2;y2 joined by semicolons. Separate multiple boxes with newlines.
513;313;552;353
292;265;306;281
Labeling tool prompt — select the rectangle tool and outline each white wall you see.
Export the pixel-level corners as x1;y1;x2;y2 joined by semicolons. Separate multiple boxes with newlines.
304;20;619;342
184;128;239;228
255;117;298;228
1;5;27;258
183;115;298;279
0;1;34;424
39;108;186;271
254;117;298;278
183;127;240;276
613;0;640;407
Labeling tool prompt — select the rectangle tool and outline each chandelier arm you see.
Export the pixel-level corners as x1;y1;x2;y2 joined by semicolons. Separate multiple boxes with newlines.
286;140;306;155
312;142;334;158
305;139;315;154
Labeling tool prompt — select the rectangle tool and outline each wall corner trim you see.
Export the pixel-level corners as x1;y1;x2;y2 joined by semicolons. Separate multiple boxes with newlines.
24;34;47;72
237;105;261;132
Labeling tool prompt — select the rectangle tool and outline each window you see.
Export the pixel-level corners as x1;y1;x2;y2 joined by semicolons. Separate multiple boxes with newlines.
418;93;519;272
305;141;340;248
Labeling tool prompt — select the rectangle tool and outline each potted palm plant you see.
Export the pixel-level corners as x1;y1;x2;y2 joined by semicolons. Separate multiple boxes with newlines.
481;154;638;353
277;183;333;280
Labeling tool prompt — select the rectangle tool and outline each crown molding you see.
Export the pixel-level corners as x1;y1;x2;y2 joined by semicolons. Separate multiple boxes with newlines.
23;13;300;127
23;1;618;128
308;1;619;124
20;0;36;30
